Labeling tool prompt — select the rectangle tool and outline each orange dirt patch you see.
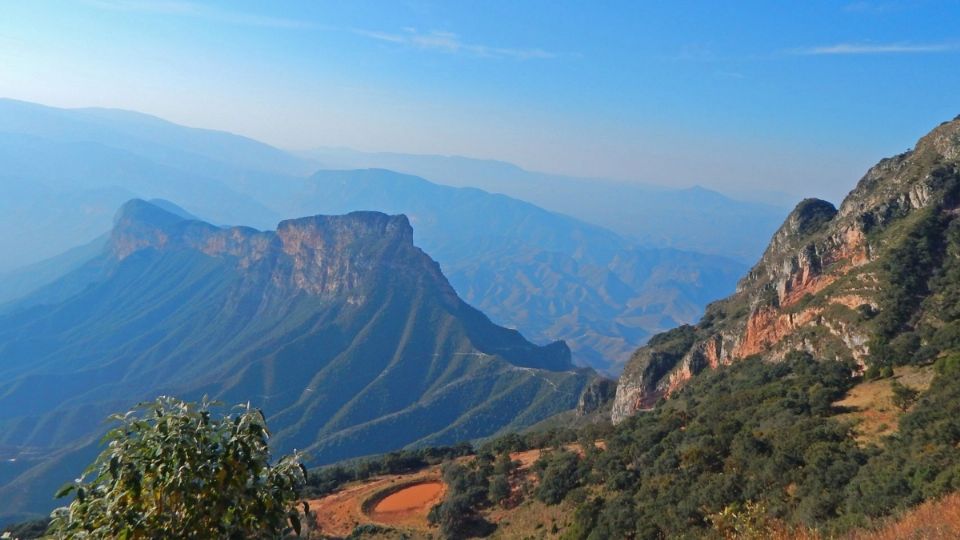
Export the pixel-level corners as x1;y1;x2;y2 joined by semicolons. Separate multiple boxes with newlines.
305;441;605;537
369;481;445;527
307;470;442;537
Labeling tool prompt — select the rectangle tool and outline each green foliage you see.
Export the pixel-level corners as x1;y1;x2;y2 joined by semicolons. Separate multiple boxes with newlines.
845;363;960;519
564;353;864;539
707;501;773;540
487;452;517;506
546;349;960;538
534;449;583;505
488;474;511;506
345;524;397;539
560;496;603;540
46;397;306;539
936;352;960;375
870;210;946;364
428;460;494;538
492;451;517;477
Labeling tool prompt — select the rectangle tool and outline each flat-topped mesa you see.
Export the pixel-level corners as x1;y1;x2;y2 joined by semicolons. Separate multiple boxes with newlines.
276;212;428;297
277;212;414;257
108;199;435;299
612;114;960;424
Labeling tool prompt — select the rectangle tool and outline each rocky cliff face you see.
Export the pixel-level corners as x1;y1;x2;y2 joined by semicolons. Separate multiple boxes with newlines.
576;377;617;415
613;116;960;424
111;200;443;303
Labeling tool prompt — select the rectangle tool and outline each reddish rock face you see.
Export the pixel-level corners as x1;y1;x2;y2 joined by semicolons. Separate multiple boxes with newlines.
612;116;960;424
734;305;823;359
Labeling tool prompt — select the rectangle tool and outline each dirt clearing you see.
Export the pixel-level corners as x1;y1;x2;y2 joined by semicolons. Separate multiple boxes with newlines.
368;481;445;526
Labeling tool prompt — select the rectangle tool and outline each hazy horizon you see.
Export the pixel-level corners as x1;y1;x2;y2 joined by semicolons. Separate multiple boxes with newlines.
0;95;799;207
3;1;959;204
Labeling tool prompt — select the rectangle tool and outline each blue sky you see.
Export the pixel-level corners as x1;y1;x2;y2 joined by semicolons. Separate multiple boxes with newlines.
1;0;959;203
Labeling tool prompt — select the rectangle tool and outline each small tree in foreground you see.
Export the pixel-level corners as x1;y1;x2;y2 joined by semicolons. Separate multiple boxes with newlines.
48;396;308;539
890;380;920;412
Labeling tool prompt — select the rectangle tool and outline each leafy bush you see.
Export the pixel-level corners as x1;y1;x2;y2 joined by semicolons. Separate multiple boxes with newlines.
428;460;494;538
890;380;920;411
534;449;583;505
47;397;307;539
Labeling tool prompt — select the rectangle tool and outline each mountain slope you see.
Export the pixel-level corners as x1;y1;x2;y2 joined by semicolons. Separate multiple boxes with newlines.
271;169;746;372
613;115;960;422
0;98;311;178
0;200;593;522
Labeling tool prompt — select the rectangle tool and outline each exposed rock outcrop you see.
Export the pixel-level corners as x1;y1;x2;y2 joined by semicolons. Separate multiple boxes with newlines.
577;377;617;415
613;116;960;424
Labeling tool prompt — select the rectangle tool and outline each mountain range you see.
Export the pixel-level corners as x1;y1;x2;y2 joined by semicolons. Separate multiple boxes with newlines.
0;99;758;372
0;199;596;523
302;147;788;262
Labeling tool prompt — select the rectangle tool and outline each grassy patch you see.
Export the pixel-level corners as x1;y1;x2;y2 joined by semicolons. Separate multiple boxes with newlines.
485;497;577;539
834;365;935;445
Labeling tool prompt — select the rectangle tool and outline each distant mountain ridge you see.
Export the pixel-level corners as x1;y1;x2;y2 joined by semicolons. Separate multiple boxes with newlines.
302;147;788;262
0;200;594;522
0;98;311;178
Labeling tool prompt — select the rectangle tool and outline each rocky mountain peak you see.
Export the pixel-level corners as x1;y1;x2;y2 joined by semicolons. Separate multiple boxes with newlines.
837;116;960;225
613;114;960;424
0;199;593;517
110;198;199;259
914;115;960;161
783;198;838;238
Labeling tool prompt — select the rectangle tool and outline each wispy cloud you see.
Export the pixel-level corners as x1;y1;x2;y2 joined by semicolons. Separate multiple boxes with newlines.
792;42;959;55
353;28;557;60
843;1;903;14
85;0;315;29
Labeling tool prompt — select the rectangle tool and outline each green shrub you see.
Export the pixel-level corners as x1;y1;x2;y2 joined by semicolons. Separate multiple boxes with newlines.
47;397;307;539
534;449;582;505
